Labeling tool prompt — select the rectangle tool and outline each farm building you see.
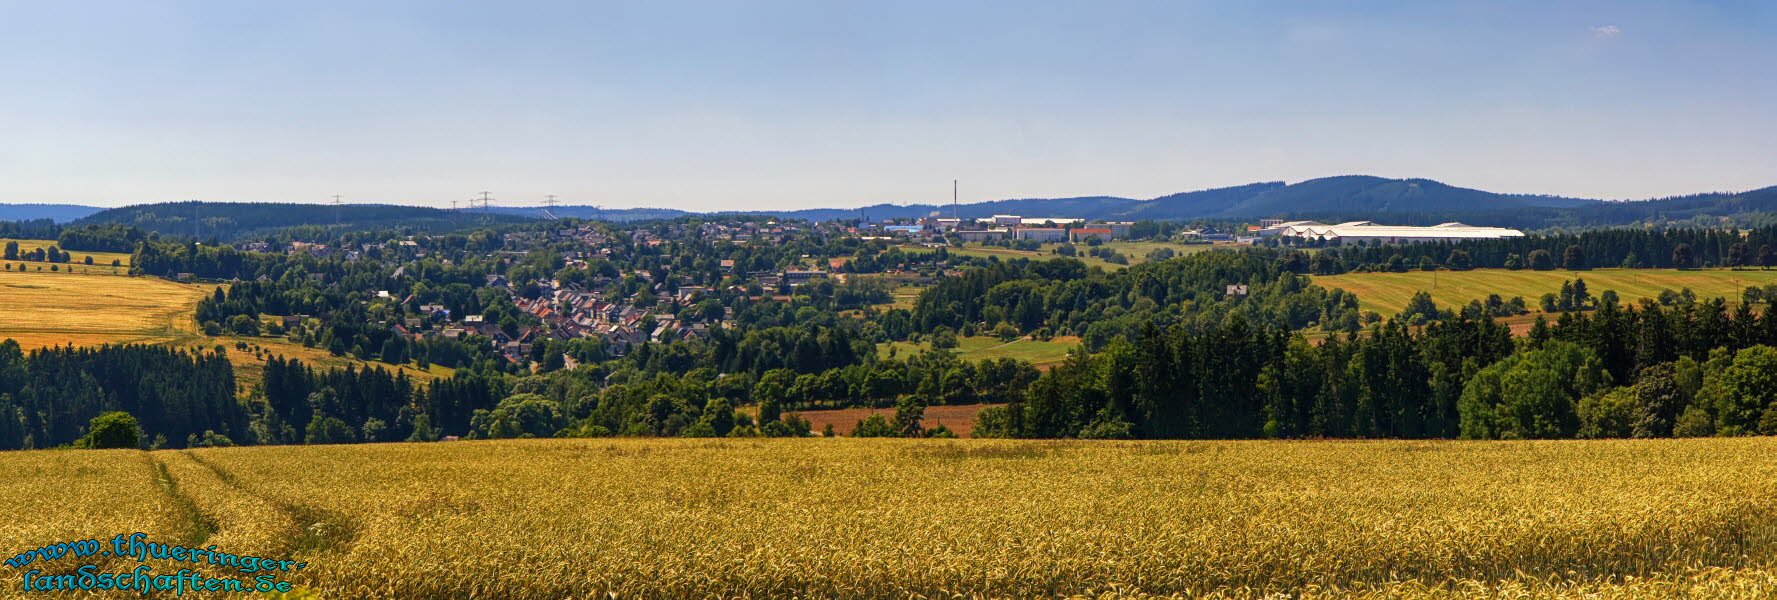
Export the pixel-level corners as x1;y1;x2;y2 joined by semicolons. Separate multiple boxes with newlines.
1260;221;1523;244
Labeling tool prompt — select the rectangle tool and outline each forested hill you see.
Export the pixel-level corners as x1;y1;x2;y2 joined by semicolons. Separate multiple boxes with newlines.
73;202;535;240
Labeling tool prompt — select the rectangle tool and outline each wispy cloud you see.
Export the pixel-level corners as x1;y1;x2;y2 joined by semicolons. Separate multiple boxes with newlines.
1590;25;1622;38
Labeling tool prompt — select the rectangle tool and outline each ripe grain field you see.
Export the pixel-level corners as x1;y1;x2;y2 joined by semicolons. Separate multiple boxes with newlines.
1313;267;1777;316
5;438;1777;598
0;271;210;348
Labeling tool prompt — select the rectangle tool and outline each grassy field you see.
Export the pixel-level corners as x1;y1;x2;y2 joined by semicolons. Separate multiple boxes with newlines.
1;238;132;273
1314;267;1777;315
0;271;209;348
879;334;1081;368
882;284;924;310
4;438;1776;598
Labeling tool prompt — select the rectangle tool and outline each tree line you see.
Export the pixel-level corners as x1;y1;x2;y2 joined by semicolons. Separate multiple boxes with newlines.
976;295;1777;439
0;342;244;450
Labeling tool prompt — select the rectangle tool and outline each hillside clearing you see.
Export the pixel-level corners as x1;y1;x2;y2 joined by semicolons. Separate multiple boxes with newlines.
878;334;1080;368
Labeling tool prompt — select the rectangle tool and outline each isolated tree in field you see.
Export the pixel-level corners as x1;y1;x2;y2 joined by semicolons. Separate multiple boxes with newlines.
893;394;928;437
1672;243;1694;269
1562;245;1587;270
226;314;260;336
1571;277;1590;307
82;256;93;265
1727;242;1750;268
1446;250;1472;271
74;412;141;449
993;322;1020;342
1528;249;1554;271
2;241;15;260
1401;291;1442;322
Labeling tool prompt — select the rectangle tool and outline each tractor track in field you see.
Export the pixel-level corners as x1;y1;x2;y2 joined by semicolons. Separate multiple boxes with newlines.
180;451;361;557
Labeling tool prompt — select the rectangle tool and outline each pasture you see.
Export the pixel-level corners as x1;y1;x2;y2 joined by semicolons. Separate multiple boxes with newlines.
1314;267;1777;315
4;438;1776;598
878;334;1080;368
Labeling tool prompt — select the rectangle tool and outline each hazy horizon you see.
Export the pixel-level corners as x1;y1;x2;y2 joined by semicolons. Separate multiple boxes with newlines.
3;1;1773;211
8;173;1773;214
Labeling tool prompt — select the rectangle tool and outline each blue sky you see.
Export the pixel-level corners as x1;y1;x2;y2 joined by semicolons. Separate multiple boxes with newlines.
1;1;1772;211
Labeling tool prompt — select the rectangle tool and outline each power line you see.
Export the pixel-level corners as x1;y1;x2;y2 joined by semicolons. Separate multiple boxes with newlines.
542;195;560;220
332;194;343;227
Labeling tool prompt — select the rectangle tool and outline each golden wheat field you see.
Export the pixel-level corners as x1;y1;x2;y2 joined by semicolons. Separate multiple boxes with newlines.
0;271;210;348
4;438;1777;599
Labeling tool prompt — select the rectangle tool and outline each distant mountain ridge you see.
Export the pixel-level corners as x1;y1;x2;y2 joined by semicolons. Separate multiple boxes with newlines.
70;201;533;240
0;204;105;223
493;176;1612;224
9;176;1775;235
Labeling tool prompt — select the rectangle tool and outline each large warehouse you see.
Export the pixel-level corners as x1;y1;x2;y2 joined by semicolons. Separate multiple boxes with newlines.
1260;221;1524;244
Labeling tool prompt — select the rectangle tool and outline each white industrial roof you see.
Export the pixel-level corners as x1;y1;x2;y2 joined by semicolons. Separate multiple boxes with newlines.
1286;223;1523;239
